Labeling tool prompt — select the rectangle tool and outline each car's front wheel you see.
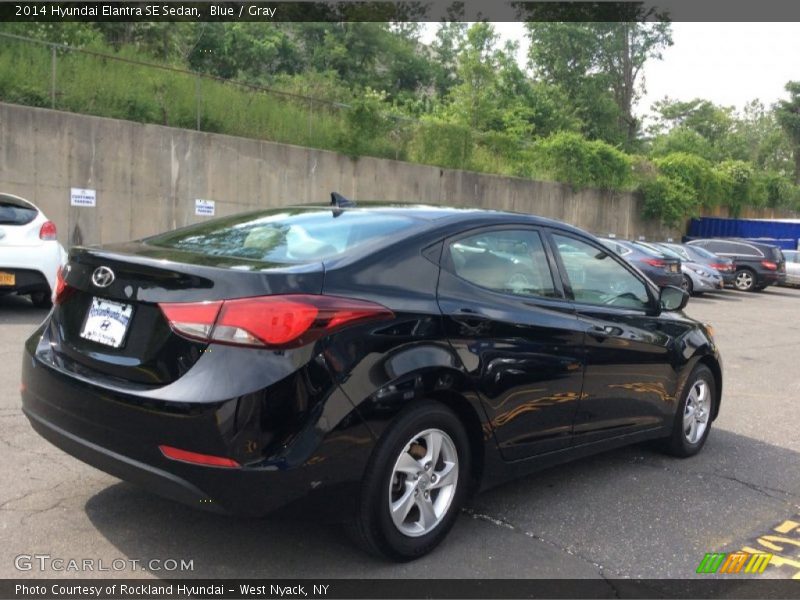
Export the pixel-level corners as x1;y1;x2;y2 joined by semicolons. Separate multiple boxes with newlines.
662;364;716;458
349;402;471;561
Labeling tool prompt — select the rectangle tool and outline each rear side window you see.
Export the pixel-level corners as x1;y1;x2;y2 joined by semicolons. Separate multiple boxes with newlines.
695;240;757;256
0;200;37;225
449;229;557;298
147;209;416;263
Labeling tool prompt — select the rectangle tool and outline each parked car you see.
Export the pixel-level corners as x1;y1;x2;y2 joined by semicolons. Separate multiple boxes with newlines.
0;193;66;307
634;241;723;296
686;238;786;292
656;242;736;287
21;201;722;560
599;238;684;289
781;250;800;287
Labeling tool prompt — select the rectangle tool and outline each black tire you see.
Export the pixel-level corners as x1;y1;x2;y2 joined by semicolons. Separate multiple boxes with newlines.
733;268;756;292
661;365;716;458
30;291;52;309
349;401;471;561
681;275;694;296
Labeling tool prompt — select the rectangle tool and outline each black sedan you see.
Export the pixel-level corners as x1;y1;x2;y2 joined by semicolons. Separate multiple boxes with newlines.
21;201;722;561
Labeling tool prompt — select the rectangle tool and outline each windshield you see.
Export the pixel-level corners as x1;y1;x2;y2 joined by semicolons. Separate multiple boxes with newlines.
147;209;417;263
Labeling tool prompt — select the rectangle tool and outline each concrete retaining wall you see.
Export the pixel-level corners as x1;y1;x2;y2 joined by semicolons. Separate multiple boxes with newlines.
0;102;681;247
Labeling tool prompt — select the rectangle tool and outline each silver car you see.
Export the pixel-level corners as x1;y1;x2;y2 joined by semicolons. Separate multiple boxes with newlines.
782;250;800;286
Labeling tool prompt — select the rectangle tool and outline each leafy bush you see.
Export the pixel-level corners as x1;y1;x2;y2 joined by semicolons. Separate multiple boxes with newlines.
532;132;632;189
653;152;726;208
640;174;697;227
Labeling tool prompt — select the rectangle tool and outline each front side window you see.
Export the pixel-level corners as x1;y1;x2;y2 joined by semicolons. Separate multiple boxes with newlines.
553;234;650;310
449;229;557;298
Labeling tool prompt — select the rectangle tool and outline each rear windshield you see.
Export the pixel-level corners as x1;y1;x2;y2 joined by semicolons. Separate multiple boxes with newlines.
146;209;417;263
624;241;663;258
0;200;37;225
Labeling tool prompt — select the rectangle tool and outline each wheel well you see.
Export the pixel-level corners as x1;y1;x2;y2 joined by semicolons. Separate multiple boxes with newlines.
424;390;485;493
698;355;723;420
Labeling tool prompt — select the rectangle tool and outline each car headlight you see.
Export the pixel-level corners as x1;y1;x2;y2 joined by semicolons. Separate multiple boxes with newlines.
703;322;715;340
690;267;708;276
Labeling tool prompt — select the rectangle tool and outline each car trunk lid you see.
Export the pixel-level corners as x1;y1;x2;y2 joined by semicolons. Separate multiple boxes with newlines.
50;242;324;386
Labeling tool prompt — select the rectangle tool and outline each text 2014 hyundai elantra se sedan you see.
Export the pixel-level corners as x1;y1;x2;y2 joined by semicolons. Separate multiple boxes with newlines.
21;203;722;560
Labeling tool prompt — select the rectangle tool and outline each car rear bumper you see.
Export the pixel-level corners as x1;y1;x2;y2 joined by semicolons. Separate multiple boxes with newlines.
20;328;374;518
758;271;781;287
24;407;226;512
0;268;50;295
649;272;684;289
0;242;65;295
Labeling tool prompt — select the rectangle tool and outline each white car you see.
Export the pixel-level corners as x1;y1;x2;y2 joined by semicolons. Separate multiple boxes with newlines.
0;193;66;308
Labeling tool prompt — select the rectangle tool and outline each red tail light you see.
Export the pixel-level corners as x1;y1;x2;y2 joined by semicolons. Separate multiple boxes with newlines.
54;265;74;305
159;294;394;349
39;220;57;241
761;260;777;271
159;445;240;468
643;258;666;268
711;263;732;272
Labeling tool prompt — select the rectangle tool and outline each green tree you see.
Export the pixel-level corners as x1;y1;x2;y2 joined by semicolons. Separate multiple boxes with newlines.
775;81;800;184
527;21;672;148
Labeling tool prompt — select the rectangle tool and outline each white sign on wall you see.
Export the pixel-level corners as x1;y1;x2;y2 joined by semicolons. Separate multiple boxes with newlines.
70;188;96;207
195;199;216;216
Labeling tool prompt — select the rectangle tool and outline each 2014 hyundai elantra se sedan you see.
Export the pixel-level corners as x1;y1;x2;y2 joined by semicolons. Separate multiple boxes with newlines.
21;201;722;560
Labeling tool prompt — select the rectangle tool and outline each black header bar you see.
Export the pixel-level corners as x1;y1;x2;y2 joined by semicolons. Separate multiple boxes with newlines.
3;578;800;600
3;1;800;22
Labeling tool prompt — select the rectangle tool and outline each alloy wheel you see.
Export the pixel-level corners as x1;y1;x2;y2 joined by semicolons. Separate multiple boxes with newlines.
388;428;459;537
683;380;710;444
734;271;753;291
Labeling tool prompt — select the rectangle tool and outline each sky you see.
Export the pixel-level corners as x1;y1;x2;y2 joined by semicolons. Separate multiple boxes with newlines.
420;22;800;118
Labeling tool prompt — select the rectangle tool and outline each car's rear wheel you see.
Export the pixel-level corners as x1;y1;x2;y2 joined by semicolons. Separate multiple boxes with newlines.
349;402;470;561
661;364;716;458
734;268;756;292
30;291;52;309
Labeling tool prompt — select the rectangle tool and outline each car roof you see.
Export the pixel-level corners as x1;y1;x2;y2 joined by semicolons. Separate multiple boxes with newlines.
293;203;590;235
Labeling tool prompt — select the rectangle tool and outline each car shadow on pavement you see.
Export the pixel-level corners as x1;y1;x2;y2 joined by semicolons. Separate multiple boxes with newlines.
759;287;800;298
688;292;744;303
83;428;800;579
0;294;49;324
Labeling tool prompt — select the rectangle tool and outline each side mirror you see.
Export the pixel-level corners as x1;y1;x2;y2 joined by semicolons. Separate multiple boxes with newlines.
659;285;689;312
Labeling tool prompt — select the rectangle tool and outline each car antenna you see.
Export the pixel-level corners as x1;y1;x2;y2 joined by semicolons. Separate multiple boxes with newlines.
330;192;355;217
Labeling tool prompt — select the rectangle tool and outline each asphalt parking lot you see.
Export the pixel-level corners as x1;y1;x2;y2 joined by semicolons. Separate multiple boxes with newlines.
1;287;799;581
